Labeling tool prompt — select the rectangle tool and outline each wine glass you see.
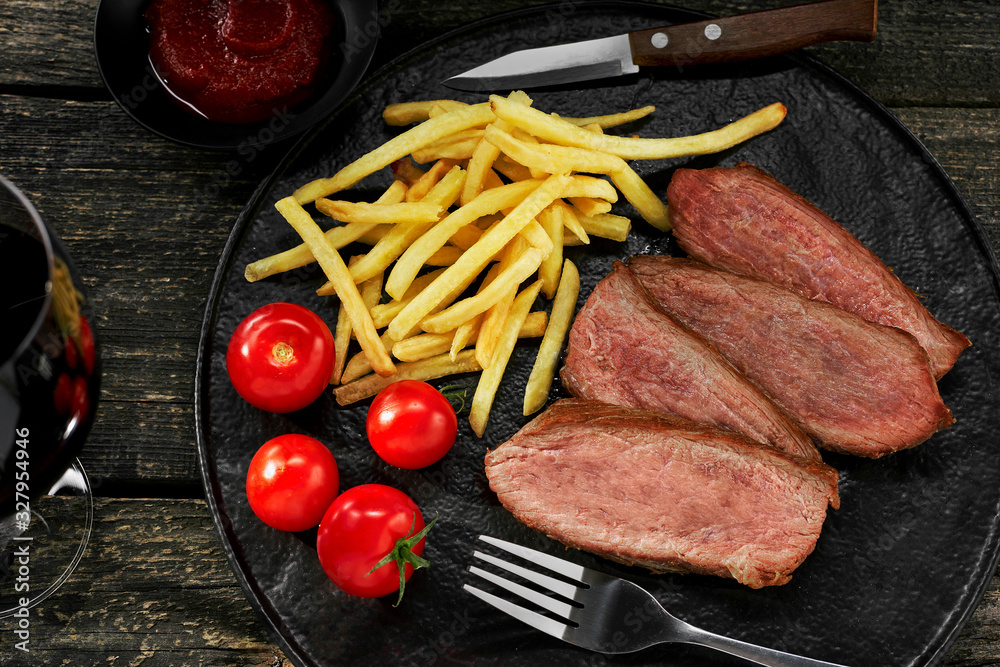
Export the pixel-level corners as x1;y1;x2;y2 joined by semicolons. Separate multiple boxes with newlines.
0;174;99;617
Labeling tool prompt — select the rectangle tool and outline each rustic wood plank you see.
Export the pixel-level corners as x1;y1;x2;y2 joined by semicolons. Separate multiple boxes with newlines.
1;0;999;107
0;498;992;665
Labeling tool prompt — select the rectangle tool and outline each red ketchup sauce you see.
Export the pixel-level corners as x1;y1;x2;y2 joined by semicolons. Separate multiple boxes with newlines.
145;0;335;124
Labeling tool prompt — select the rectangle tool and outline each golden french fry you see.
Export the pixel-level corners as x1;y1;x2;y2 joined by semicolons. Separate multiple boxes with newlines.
492;155;534;183
523;260;580;415
608;164;671;231
470;280;543;437
294;102;493;203
537;204;564;300
334;350;482;405
391;158;425;185
425;245;464;266
274;197;395;377
383;99;469;126
405;159;458;202
558;200;589;245
575;211;632;242
319;166;466;289
461;91;533;206
556;106;655;129
387;174;567;341
562;175;618;202
394;311;547;362
370;267;447;329
383;178;541;301
476;237;527;368
419;247;543;334
245;180;407;283
483;124;625;176
411;129;486;163
450;312;485;362
314;199;444;224
330;254;363;385
341;331;396;384
448;224;484;250
492;95;786;160
568;196;612;217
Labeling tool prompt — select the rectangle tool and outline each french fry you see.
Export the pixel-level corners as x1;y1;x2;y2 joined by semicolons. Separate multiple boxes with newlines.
492;154;533;183
383;99;469;126
483;124;625;176
562;175;618;202
556;105;655;129
319;166;466;288
411;129;486;163
470;280;543;437
383;178;541;301
294;102;494;203
568;196;612;217
558;200;589;245
492;95;786;160
608;164;671;231
537;204;564;300
274;197;395;377
461;91;533;206
448;224;484;250
330;255;363;385
391;158;425;185
575;211;632;242
370;267;448;328
394;311;547;362
425;245;464;266
405;159;458;202
341;331;396;384
245;180;407;282
387;174;569;341
523;260;580;415
476;237;527;368
418;247;543;334
333;350;482;405
314;199;444;224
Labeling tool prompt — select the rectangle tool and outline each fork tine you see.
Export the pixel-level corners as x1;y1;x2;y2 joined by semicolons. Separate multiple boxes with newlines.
472;551;581;600
463;583;570;640
477;534;588;582
468;565;577;618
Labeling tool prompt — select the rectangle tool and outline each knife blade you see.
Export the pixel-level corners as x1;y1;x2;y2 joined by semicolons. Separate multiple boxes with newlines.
442;0;877;91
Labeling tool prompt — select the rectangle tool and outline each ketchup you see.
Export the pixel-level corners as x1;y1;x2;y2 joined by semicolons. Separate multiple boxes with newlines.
145;0;335;124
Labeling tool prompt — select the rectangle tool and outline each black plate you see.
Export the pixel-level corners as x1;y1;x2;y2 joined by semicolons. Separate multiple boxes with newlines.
93;0;379;150
195;3;1000;666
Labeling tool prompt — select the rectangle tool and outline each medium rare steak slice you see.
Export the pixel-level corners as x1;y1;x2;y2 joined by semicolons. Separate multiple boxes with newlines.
561;261;819;460
667;163;970;379
629;255;954;457
485;399;840;589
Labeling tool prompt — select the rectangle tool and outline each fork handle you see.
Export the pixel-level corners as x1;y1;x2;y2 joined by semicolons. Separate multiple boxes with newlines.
674;621;848;667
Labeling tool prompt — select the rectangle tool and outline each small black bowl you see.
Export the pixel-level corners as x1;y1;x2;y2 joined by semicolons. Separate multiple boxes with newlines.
93;0;379;150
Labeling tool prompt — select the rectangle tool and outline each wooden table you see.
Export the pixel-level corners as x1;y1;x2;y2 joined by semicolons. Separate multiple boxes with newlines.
1;0;997;664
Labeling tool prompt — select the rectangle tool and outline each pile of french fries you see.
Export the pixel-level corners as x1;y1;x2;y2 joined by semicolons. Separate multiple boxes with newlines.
245;92;787;437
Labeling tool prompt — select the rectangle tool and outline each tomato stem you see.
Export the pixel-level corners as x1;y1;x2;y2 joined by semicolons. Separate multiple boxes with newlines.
271;341;294;364
438;384;470;414
367;512;439;607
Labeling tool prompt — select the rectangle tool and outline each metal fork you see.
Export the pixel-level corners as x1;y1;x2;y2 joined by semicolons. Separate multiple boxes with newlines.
464;535;848;667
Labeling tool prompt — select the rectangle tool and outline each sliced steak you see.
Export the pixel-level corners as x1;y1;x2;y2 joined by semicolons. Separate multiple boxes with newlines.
667;163;970;379
484;399;840;588
629;255;954;457
561;261;819;460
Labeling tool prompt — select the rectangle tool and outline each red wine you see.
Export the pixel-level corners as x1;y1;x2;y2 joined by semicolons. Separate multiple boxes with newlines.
0;225;49;362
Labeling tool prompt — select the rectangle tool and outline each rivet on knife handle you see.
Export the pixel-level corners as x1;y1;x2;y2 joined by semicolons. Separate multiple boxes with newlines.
628;0;877;68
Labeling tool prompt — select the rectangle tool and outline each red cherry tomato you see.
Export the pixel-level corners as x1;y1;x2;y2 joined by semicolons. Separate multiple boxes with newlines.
78;316;97;376
316;484;435;603
366;381;457;469
54;372;72;414
71;375;90;419
227;302;334;413
64;334;78;370
246;434;339;532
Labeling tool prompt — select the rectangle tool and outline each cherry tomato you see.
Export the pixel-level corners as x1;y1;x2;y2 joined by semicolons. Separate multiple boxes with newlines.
246;434;339;532
64;333;78;370
316;484;435;604
71;375;90;419
54;372;72;414
366;381;457;469
227;302;334;413
78;316;97;376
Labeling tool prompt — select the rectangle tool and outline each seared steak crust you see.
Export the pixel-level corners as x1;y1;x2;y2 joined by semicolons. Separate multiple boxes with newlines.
560;261;819;460
667;163;970;379
484;399;840;588
629;255;954;457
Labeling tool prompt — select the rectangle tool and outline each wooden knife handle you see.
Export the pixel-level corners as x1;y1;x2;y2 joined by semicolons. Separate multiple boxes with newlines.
628;0;877;67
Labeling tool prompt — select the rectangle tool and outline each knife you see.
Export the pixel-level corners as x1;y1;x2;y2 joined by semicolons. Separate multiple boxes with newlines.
441;0;877;91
